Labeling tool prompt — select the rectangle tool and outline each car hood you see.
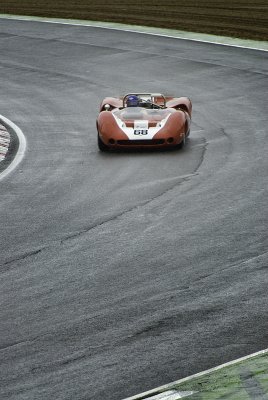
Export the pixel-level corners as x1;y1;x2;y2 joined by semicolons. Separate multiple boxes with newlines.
110;107;177;140
112;107;175;127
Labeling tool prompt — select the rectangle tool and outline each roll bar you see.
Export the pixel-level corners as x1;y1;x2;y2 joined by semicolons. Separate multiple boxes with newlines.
122;93;166;108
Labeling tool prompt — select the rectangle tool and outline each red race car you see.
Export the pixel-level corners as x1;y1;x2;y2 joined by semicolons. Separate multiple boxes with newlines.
96;93;192;151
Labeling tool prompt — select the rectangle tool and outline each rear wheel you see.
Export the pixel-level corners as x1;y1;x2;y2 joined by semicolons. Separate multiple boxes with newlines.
98;134;109;152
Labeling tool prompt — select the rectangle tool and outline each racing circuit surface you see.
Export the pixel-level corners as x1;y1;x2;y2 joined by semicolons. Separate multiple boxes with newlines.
0;18;268;400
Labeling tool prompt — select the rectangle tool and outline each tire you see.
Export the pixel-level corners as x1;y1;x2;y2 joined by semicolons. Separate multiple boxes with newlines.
176;135;186;149
98;134;109;152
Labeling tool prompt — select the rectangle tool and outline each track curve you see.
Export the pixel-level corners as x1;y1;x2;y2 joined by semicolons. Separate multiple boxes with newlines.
0;18;267;400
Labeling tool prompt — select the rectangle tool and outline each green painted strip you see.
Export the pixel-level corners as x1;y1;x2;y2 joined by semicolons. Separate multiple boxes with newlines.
170;353;268;400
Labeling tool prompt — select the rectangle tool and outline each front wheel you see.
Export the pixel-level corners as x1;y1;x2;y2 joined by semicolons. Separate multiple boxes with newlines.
98;134;109;152
176;135;186;149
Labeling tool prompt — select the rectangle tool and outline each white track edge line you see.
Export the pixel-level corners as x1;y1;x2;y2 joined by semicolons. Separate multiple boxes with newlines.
122;348;268;400
0;14;268;52
0;115;26;181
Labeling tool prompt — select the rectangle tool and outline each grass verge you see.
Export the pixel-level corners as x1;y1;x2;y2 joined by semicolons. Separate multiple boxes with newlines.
168;352;268;399
0;1;268;41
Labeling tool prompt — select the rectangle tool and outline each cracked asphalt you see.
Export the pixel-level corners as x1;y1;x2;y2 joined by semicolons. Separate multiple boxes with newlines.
0;18;268;400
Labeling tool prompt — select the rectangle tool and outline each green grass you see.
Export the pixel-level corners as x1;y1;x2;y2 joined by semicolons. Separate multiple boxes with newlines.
167;353;268;399
0;0;268;41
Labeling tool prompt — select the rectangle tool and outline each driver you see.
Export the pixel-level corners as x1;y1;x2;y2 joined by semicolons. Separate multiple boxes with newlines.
126;95;140;107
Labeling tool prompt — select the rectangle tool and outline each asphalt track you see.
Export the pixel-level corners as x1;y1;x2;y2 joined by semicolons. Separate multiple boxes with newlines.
0;18;268;400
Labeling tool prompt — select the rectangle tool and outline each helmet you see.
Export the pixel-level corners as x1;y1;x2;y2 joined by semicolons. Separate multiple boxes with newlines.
126;95;139;107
